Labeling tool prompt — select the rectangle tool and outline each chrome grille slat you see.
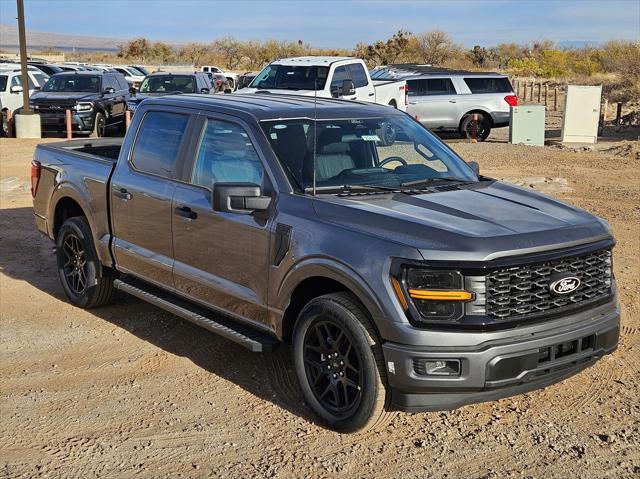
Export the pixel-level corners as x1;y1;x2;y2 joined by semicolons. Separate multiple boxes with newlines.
486;249;612;320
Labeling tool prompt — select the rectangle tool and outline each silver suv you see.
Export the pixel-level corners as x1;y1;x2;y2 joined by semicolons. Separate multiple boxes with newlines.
371;65;517;141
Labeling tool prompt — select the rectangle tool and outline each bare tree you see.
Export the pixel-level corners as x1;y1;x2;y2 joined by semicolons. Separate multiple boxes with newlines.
413;30;458;65
180;43;207;67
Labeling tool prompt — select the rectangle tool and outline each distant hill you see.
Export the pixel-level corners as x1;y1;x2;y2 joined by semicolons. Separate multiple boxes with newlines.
0;23;127;52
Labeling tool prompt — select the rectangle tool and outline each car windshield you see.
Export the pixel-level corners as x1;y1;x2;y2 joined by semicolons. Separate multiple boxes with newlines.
138;75;195;93
262;115;478;192
250;64;329;90
42;74;100;93
127;66;145;76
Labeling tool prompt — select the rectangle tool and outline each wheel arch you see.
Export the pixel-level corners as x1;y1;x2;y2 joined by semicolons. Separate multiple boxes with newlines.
459;108;494;130
277;260;387;344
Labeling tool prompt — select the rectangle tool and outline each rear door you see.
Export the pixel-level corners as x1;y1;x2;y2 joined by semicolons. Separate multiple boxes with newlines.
407;77;461;129
171;113;272;325
110;108;194;286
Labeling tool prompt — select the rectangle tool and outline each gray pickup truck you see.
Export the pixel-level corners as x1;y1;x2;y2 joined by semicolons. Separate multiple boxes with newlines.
31;94;619;432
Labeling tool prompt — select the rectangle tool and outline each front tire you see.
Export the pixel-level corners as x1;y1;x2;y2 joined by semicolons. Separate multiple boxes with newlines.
91;111;106;138
56;217;117;308
293;292;393;432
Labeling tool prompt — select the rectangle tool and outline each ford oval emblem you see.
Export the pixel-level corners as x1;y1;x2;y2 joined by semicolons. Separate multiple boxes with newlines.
549;275;581;295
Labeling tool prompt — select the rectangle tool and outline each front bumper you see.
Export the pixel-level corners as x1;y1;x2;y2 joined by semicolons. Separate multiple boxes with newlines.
382;298;620;412
38;111;95;133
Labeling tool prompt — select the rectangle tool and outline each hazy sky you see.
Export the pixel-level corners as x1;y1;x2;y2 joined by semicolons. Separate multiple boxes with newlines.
1;0;639;47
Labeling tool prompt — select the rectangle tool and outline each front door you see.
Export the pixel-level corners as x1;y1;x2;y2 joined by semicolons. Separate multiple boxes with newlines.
110;109;192;286
171;115;271;326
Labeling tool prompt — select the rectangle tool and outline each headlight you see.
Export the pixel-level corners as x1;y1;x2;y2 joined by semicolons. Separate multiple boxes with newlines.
29;103;38;110
73;102;93;112
391;267;473;323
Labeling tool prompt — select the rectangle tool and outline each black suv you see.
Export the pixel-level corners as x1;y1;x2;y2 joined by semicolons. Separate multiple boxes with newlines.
30;71;129;137
126;72;212;115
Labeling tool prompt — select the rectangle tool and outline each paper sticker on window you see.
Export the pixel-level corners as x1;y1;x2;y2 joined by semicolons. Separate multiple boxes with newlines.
361;135;381;142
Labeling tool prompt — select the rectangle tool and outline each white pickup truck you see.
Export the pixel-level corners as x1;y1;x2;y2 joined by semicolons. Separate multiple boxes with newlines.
237;56;407;111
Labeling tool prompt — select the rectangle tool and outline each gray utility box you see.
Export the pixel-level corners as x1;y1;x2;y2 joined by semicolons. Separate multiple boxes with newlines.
509;105;545;146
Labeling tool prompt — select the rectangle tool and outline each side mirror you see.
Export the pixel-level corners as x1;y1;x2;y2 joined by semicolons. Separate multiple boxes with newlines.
468;161;480;176
10;85;23;93
212;183;271;215
129;86;137;95
103;87;115;95
200;87;210;94
341;79;356;96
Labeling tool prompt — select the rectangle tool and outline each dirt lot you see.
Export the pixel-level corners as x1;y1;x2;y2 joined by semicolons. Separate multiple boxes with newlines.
1;135;638;479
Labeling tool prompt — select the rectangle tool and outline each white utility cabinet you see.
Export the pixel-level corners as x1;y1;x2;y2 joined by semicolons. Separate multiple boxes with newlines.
509;105;546;146
561;85;602;143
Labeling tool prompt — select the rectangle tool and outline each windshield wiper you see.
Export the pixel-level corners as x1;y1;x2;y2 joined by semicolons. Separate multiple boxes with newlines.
303;184;397;194
400;177;462;188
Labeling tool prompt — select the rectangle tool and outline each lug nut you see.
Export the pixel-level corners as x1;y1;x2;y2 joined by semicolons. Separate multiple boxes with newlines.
340;360;344;366
333;373;337;379
327;365;331;370
339;372;344;377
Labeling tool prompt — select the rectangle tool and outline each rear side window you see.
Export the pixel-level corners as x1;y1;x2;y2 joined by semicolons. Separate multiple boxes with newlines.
0;75;7;91
407;78;456;96
425;78;455;95
347;63;368;88
102;75;116;91
191;119;264;188
131;111;189;178
116;76;129;90
464;77;512;93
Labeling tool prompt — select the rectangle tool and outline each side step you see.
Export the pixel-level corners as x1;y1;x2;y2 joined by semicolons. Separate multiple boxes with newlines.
113;278;279;353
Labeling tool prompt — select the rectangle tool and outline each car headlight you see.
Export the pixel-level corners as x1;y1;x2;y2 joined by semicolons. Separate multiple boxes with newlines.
29;103;38;110
390;267;473;323
73;102;93;112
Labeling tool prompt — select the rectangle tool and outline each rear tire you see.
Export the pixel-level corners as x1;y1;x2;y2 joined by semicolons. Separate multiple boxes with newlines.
56;217;117;308
293;292;394;433
461;113;491;141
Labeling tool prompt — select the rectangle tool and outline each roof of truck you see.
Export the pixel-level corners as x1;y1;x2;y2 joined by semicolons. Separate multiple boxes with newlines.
143;93;399;122
270;56;355;66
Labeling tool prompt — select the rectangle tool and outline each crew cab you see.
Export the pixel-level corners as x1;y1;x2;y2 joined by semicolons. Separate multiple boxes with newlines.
238;56;408;111
32;95;619;432
29;71;130;137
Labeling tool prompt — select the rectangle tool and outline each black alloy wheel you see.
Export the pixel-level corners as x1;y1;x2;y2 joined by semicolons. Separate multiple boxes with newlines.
61;233;87;294
303;320;363;415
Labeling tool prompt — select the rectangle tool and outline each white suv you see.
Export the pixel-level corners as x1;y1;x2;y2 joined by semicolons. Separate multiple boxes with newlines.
371;65;517;140
0;66;49;135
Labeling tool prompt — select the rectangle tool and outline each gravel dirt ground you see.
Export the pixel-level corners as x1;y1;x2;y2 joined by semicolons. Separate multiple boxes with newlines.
1;132;638;479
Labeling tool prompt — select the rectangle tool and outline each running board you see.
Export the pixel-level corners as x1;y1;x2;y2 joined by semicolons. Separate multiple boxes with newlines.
113;278;279;353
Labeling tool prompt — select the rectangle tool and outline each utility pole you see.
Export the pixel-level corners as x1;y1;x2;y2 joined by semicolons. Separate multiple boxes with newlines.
17;0;31;114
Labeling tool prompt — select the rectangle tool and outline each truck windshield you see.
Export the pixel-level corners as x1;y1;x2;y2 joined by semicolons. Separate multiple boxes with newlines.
42;74;100;93
262;115;478;192
250;64;329;90
138;75;196;94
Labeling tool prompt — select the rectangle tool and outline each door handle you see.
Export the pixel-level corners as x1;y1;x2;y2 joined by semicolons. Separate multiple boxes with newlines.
368;92;375;97
113;187;132;200
408;101;417;105
175;205;197;220
449;100;457;103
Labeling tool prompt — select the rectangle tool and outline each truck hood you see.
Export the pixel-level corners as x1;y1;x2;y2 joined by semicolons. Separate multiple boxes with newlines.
313;180;612;262
30;92;96;103
236;88;319;97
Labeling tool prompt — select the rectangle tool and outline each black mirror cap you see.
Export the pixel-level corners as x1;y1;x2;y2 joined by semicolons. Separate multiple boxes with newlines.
212;182;271;215
103;87;116;94
468;161;480;176
342;79;356;96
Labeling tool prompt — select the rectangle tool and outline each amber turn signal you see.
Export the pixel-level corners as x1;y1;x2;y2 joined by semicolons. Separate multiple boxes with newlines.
408;289;473;301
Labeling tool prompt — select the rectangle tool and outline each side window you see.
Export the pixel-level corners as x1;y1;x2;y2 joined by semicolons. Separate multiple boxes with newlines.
116;76;129;90
347;63;368;88
11;74;35;90
103;75;116;91
464;77;512;93
330;66;349;90
425;78;455;95
0;75;7;92
407;79;427;97
131;111;189;177
191;119;264;188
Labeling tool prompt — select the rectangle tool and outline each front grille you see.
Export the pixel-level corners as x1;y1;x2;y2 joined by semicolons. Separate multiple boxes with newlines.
486;249;612;320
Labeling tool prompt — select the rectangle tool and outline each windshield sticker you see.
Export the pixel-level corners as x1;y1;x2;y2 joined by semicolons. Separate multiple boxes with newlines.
361;135;381;142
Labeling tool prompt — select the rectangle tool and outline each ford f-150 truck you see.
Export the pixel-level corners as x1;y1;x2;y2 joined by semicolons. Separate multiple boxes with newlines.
238;56;408;111
31;94;619;433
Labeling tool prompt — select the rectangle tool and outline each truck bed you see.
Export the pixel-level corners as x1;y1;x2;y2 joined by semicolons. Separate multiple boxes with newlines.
32;138;123;267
